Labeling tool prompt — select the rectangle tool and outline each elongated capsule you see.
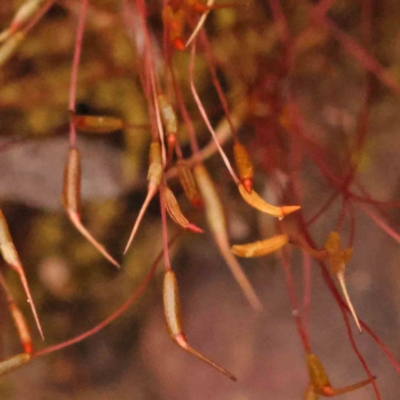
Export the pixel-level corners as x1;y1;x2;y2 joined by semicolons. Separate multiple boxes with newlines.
306;353;375;396
72;114;124;134
177;160;203;208
162;185;203;233
157;95;178;163
8;298;32;354
0;272;32;354
162;5;186;51
233;140;254;194
158;95;178;135
63;147;81;213
163;270;237;381
238;183;301;219
0;353;30;377
231;234;288;258
307;353;331;392
147;141;163;186
63;147;120;268
194;164;262;310
124;142;163;255
0;211;43;340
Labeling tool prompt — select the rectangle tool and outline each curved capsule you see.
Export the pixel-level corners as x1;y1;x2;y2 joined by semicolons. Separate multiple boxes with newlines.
72;114;124;134
63;147;120;268
163;270;237;381
162;185;203;233
231;234;288;258
177;160;203;208
0;211;43;340
238;183;301;219
233;140;254;193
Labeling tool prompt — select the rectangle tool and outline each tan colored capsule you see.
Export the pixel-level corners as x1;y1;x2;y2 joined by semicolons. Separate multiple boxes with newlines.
72;114;124;134
307;353;331;392
233;140;254;193
158;95;178;135
62;147;81;213
62;147;120;268
231;234;288;258
306;353;375;396
0;211;43;340
147;141;163;186
163;270;184;338
238;183;301;219
163;270;237;381
162;185;203;233
0;353;31;377
177;160;203;208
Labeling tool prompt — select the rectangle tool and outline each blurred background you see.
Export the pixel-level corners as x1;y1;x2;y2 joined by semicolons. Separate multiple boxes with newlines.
1;0;400;399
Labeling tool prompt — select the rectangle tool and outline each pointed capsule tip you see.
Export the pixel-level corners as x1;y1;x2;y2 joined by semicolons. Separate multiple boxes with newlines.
24;343;33;354
191;198;204;209
173;38;185;51
281;205;301;217
241;178;253;194
187;224;204;234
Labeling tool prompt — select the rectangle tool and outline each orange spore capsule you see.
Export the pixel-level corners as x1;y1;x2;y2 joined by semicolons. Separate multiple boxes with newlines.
233;140;254;194
231;234;289;258
177;160;203;209
72;114;124;134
